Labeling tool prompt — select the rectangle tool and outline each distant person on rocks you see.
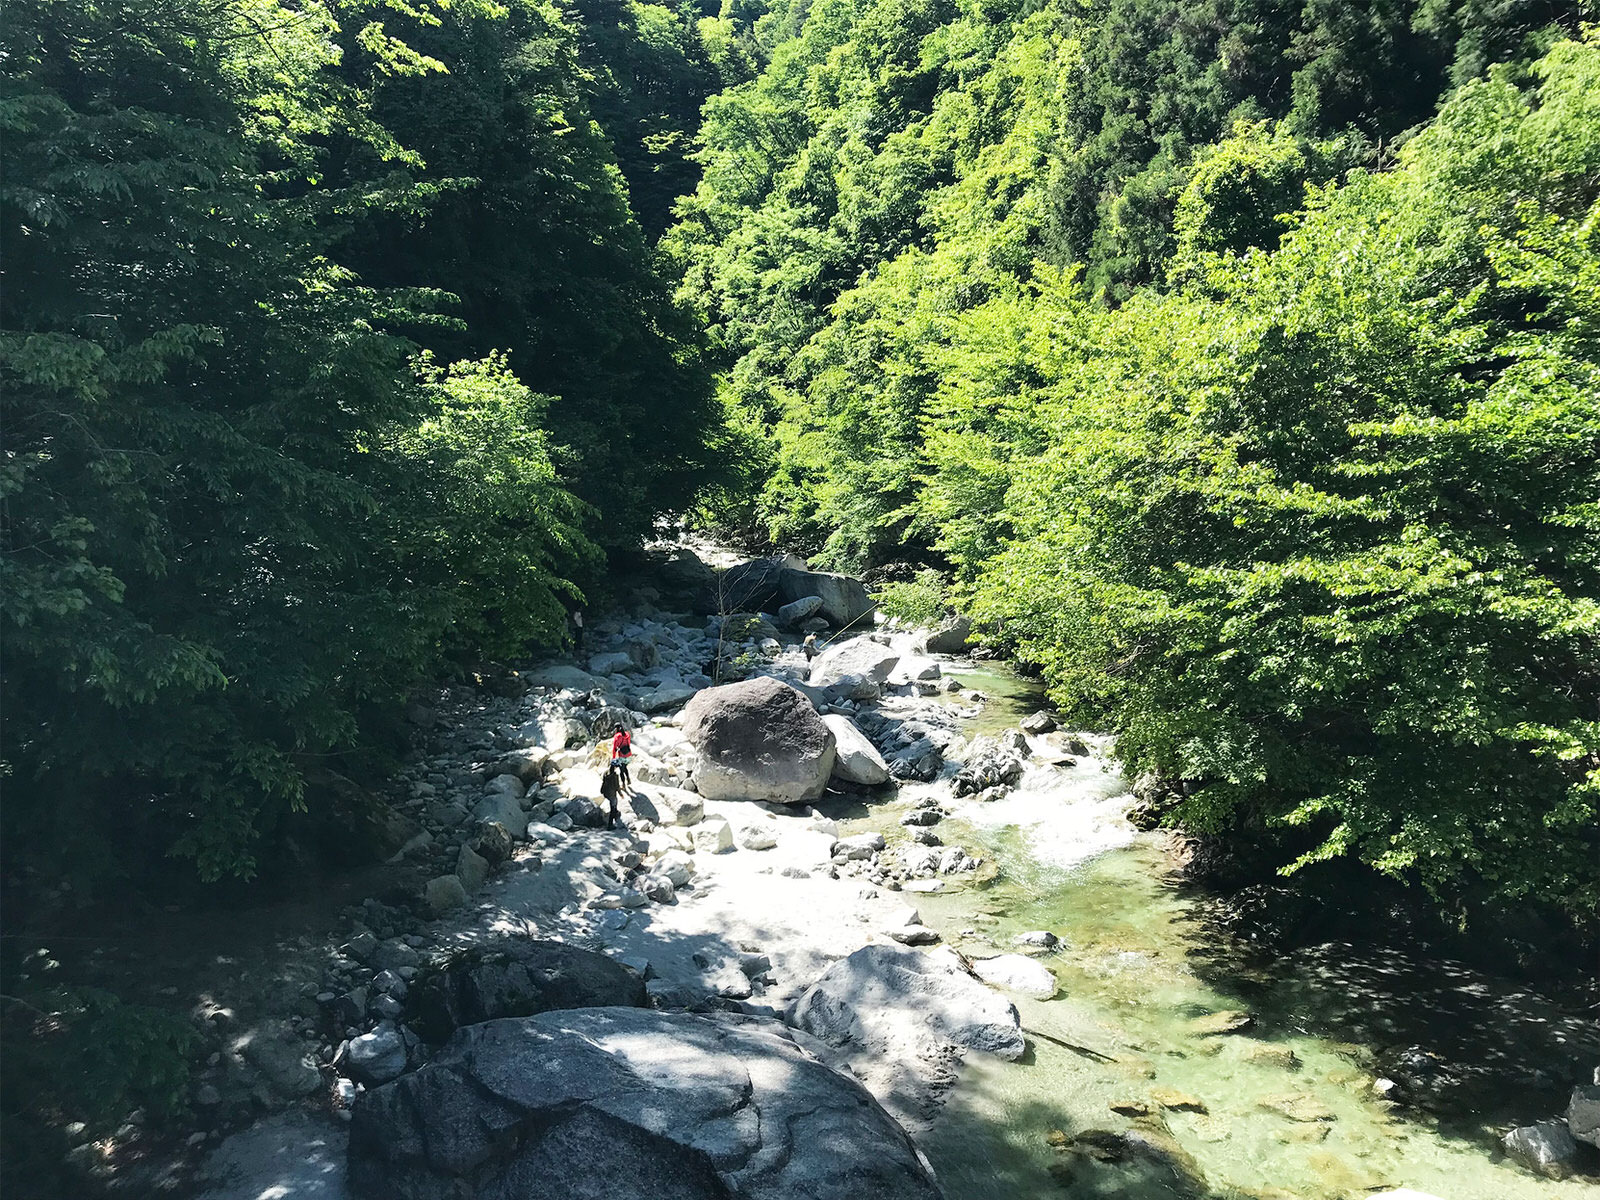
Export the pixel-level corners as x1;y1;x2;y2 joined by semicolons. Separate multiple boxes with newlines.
599;764;623;830
803;632;819;662
610;724;632;791
571;609;585;651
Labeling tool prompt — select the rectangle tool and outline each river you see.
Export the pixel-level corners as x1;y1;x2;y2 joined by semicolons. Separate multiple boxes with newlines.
872;663;1598;1200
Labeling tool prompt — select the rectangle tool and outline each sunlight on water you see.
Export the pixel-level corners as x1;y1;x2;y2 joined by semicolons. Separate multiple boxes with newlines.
895;674;1597;1200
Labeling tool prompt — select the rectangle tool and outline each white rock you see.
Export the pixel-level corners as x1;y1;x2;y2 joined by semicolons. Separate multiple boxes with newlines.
738;825;778;851
525;822;567;846
655;849;695;887
627;785;703;827
835;832;886;861
822;714;891;785
971;954;1058;999
692;817;735;854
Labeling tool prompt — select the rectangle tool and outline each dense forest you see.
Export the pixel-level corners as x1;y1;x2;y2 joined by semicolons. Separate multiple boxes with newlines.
3;0;1599;1182
668;0;1600;922
3;0;744;888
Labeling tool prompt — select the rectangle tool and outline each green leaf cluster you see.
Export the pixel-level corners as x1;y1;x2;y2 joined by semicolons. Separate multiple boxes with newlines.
669;0;1600;915
1;0;731;889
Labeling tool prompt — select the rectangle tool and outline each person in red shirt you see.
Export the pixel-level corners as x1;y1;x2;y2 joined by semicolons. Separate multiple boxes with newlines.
609;724;632;791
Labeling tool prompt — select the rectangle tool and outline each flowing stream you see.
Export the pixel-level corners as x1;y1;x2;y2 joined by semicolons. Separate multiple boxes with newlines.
869;664;1598;1200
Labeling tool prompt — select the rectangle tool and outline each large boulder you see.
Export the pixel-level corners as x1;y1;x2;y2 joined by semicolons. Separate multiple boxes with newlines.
917;616;972;655
809;636;900;689
406;941;648;1043
348;1009;943;1200
777;570;875;630
823;715;890;785
696;557;789;615
681;678;836;805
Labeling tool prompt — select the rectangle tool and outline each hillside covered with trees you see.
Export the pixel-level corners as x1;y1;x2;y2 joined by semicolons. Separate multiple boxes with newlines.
5;0;1600;1193
3;0;744;888
668;0;1599;924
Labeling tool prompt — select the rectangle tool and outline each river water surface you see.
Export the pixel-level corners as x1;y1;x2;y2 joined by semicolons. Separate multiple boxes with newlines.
879;664;1599;1200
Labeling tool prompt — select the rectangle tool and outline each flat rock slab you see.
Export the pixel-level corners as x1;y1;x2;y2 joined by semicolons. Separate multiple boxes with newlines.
348;1008;943;1200
407;940;647;1043
786;943;1023;1127
201;1111;349;1199
970;954;1058;999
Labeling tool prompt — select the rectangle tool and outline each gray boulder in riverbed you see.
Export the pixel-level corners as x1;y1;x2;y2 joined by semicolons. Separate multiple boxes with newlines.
823;714;890;785
681;677;836;804
809;636;900;689
789;942;1024;1062
777;569;875;630
348;1008;943;1200
1501;1119;1580;1178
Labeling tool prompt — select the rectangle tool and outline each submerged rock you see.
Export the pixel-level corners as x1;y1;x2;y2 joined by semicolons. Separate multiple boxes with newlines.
970;954;1057;999
787;947;1024;1068
1502;1119;1580;1179
348;1008;942;1200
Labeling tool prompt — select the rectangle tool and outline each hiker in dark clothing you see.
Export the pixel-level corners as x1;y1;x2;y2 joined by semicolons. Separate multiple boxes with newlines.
600;764;623;830
610;724;633;791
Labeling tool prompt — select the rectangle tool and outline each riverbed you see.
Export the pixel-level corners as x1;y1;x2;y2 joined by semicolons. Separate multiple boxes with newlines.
884;663;1600;1200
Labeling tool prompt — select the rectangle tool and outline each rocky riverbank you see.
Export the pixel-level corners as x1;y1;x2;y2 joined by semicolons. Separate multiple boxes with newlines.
122;558;1093;1199
48;551;1600;1200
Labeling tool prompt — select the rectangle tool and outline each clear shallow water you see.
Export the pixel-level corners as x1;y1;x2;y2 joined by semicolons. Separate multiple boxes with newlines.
887;671;1599;1200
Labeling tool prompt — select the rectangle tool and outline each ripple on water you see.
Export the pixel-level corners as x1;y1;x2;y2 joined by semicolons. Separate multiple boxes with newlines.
898;673;1599;1200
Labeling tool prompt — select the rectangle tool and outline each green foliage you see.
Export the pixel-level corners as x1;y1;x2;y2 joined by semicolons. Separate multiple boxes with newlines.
876;568;950;626
967;37;1600;914
2;978;201;1196
671;0;1599;917
0;0;733;887
668;0;1583;564
388;353;602;660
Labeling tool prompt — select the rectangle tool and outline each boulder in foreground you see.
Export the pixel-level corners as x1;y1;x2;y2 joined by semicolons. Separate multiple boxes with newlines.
681;677;835;804
406;940;647;1043
349;1008;943;1200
